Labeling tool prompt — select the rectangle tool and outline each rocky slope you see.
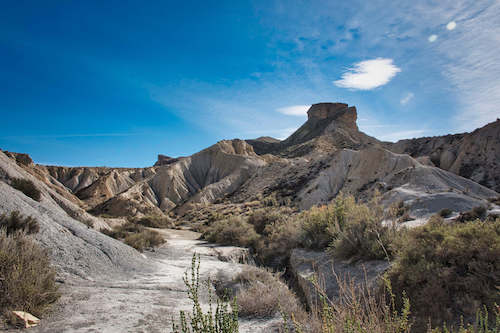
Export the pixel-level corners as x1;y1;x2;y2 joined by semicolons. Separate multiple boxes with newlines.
0;150;148;281
386;119;500;192
247;103;379;157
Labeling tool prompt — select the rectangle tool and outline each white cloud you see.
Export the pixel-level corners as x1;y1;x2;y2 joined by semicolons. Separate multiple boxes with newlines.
446;21;457;30
378;129;428;142
276;105;311;116
428;34;438;42
400;92;414;105
333;58;401;90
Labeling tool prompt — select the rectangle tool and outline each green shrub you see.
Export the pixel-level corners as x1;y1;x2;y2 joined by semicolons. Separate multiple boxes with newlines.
10;178;41;202
172;254;238;333
328;197;396;261
0;211;39;236
387;218;500;328
203;217;259;248
0;231;59;317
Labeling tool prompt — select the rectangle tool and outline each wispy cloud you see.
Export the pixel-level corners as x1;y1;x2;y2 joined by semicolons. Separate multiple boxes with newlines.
276;105;310;116
400;92;414;105
378;129;428;142
333;58;401;90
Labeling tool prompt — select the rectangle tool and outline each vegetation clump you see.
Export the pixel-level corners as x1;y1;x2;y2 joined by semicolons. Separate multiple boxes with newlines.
203;216;259;248
387;217;500;328
232;267;304;319
101;222;165;252
132;215;174;228
0;211;39;235
0;212;59;318
10;178;41;202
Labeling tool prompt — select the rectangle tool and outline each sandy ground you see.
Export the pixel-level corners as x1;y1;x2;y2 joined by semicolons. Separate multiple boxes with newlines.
8;229;280;333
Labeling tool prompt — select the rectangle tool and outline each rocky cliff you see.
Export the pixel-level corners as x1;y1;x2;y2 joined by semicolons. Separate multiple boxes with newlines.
386;119;500;192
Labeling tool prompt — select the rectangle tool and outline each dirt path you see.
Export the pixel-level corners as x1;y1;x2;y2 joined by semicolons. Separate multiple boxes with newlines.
23;229;280;333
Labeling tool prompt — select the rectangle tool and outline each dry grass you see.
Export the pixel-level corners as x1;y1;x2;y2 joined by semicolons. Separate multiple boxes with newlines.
233;267;305;320
124;229;165;252
101;222;165;252
0;231;59;318
0;211;39;235
10;178;41;202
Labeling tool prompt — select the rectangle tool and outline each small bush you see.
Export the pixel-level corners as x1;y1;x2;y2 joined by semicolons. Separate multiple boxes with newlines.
133;215;173;228
203;217;259;248
10;178;41;202
247;209;283;234
124;229;165;252
0;231;59;317
387;218;500;328
101;222;165;252
328;195;397;261
439;208;453;218
0;211;39;235
233;267;305;320
254;217;303;267
457;206;488;222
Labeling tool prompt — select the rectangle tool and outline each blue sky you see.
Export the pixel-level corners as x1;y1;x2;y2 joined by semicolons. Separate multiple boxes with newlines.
1;1;499;167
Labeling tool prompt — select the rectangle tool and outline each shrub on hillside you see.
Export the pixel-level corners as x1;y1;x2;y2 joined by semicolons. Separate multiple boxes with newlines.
203;216;259;248
387;217;500;328
10;178;41;202
0;211;39;235
0;231;59;317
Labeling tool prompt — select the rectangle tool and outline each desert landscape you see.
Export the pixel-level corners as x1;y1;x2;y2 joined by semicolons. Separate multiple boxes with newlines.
1;103;499;332
1;1;500;332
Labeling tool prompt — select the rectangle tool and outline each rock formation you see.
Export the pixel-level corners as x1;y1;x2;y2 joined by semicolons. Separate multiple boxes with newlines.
3;103;498;222
386;119;500;192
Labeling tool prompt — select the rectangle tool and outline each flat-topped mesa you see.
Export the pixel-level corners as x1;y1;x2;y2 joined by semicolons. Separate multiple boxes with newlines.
307;103;357;127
